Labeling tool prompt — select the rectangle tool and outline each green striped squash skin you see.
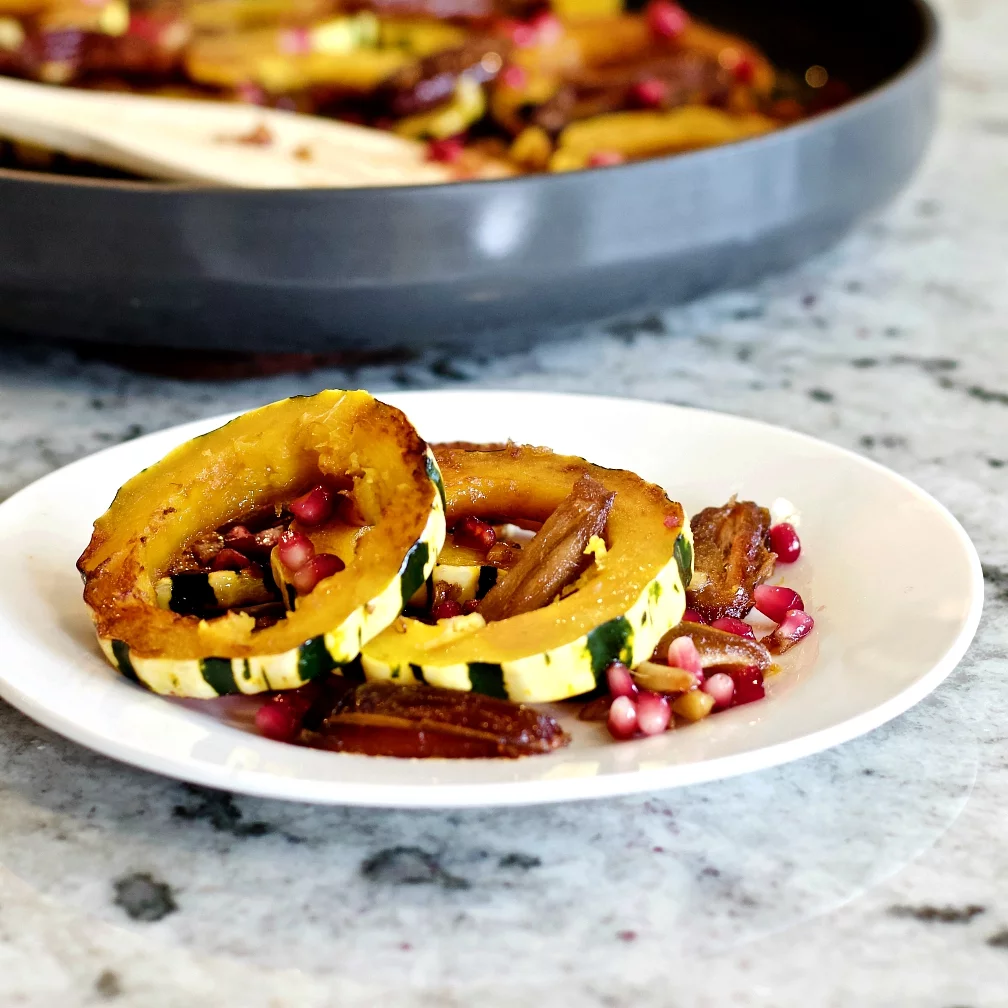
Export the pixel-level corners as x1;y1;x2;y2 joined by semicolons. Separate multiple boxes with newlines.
360;527;694;705
97;450;445;698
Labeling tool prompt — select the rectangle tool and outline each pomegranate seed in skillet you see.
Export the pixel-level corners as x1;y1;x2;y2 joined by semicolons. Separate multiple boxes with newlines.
768;522;801;563
681;608;705;624
606;661;638;699
646;0;689;39
277;529;314;571
289;485;333;525
709;616;755;639
631;76;668;108
454;516;496;550
211;548;253;571
432;599;463;621
427;137;464;163
291;553;345;594
587;150;624;168
636;691;671;735
500;64;528;90
702;672;735;709
753;584;804;623
607;695;638;740
255;697;302;741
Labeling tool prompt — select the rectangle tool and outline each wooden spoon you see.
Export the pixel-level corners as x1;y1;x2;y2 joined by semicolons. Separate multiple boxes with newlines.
0;74;458;187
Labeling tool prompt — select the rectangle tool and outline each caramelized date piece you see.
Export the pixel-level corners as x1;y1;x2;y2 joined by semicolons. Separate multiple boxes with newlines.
374;36;506;118
478;474;615;622
657;621;771;673
687;499;776;621
308;681;569;758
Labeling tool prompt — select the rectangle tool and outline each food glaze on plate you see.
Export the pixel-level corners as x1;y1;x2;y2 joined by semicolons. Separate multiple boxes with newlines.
0;391;982;807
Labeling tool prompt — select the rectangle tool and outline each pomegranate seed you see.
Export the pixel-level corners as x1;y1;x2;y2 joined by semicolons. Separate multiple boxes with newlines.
710;616;755;639
454;516;496;551
279;26;311;54
702;672;735;709
255;699;301;741
529;10;562;43
427;137;464;164
606;661;638;699
631;76;668;108
222;524;255;551
635;691;671;735
289;485;333;526
663;513;681;529
729;666;764;706
277;529;314;571
647;0;689;39
500;64;528;89
211;548;252;571
768;609;815;652
768;522;801;563
432;599;463;621
732;52;756;84
753;584;804;623
587;150;624;168
666;636;702;677
681;608;705;624
254;682;320;741
607;695;638;740
236;81;267;105
291;553;345;594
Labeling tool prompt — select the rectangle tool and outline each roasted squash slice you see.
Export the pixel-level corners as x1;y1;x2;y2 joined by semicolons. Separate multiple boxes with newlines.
79;390;445;697
360;444;692;703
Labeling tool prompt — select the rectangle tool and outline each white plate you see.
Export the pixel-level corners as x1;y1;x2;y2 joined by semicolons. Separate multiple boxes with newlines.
0;391;983;807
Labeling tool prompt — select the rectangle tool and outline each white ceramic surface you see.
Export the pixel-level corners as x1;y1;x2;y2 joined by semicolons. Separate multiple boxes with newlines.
0;391;983;807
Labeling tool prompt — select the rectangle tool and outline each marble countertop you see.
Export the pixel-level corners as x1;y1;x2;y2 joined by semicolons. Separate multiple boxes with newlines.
0;0;1006;1003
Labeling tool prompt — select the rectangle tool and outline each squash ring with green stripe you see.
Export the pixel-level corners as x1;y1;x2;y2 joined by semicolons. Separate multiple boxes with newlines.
360;444;692;704
78;390;446;698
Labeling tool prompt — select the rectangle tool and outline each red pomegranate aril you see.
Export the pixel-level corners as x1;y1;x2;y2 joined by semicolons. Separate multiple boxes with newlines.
768;522;801;563
753;584;804;623
432;599;463;621
710;616;756;639
666;635;703;677
731;52;756;84
255;697;302;742
729;665;765;706
681;608;705;624
530;10;562;43
587;150;624;168
500;63;528;89
291;553;345;594
454;516;496;551
632;76;668;108
427;136;464;164
636;691;671;735
769;609;815;650
289;485;333;526
277;529;315;571
702;672;735;709
211;547;253;571
607;695;638;740
606;661;638;699
647;0;688;39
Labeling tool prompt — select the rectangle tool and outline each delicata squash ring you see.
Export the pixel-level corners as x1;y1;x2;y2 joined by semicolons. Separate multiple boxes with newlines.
78;390;446;698
360;444;693;703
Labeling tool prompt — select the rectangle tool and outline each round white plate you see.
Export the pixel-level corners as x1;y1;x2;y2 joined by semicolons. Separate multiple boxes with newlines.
0;391;983;807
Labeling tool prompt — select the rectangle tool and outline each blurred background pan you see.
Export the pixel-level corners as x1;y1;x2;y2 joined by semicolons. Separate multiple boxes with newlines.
0;0;938;353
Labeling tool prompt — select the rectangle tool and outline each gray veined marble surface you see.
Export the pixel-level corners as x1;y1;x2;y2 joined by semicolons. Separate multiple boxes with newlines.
0;0;1006;1004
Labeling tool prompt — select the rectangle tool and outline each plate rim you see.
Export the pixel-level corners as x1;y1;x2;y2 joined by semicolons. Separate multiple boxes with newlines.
0;389;984;807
